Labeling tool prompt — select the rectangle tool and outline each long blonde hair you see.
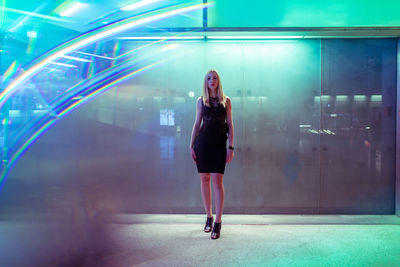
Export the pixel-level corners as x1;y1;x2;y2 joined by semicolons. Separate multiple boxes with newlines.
202;69;226;107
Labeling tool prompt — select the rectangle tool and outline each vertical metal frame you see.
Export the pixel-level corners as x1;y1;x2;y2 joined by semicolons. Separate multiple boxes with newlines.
203;0;207;29
396;39;400;216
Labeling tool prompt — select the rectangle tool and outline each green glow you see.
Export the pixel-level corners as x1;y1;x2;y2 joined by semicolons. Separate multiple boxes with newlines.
336;95;348;101
371;95;382;102
321;95;330;101
209;0;400;27
354;95;367;101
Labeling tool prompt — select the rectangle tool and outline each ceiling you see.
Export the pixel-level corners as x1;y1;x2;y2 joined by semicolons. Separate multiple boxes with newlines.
1;0;400;69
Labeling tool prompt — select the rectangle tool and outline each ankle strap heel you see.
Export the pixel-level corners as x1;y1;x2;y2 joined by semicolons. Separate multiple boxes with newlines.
204;217;213;233
211;222;221;239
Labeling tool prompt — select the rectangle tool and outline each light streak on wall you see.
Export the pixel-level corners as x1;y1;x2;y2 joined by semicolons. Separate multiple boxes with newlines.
2;61;18;83
0;62;160;188
26;33;38;54
112;42;121;67
115;30;203;60
60;63;159;116
8;3;47;32
161;44;179;51
44;67;62;72
2;7;70;23
0;0;5;29
1;41;198;186
0;2;210;108
10;42;195;154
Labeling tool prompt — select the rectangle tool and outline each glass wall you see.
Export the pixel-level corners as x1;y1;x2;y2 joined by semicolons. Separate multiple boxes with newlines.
83;40;322;213
14;38;390;214
1;38;397;214
320;39;397;213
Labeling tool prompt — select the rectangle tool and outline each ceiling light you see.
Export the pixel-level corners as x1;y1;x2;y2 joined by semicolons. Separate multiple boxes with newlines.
27;31;38;38
60;2;87;17
121;0;160;11
117;36;203;40
61;55;92;62
49;62;78;68
74;51;115;60
207;36;303;39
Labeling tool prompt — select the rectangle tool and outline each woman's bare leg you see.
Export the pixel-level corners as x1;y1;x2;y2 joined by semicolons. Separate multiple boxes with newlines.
211;173;224;223
200;173;212;217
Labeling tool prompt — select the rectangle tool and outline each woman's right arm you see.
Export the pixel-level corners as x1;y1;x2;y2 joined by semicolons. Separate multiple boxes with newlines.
190;97;203;161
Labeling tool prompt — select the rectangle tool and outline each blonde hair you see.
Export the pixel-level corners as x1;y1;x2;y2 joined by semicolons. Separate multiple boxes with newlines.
202;69;226;107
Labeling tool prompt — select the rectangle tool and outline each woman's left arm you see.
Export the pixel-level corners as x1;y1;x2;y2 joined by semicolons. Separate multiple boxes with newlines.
226;97;234;163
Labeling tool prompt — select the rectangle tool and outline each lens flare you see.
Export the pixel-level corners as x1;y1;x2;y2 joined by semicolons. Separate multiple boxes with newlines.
0;2;210;108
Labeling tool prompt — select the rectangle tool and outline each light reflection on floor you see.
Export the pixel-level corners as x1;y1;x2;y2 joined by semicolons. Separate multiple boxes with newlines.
1;214;400;266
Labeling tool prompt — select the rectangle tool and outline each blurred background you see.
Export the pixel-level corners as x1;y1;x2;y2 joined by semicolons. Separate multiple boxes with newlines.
0;0;399;264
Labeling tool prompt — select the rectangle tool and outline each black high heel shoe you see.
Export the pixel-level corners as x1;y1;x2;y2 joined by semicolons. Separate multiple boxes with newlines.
204;216;213;232
211;222;221;239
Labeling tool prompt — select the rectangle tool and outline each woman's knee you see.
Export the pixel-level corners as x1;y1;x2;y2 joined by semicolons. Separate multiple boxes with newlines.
212;174;224;188
200;173;211;184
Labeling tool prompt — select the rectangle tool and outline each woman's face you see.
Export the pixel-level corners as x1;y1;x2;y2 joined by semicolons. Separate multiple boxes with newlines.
207;72;219;91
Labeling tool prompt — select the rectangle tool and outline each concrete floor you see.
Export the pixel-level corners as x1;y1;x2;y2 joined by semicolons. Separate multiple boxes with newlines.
1;214;400;266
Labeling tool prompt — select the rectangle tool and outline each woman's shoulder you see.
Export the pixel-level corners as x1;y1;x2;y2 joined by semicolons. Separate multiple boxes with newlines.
225;96;231;105
196;96;204;106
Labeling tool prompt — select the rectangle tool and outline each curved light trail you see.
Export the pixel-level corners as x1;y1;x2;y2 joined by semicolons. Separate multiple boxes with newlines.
0;1;212;188
0;2;210;108
0;62;161;189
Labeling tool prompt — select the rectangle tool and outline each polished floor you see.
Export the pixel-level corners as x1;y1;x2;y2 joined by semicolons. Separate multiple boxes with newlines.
1;214;400;266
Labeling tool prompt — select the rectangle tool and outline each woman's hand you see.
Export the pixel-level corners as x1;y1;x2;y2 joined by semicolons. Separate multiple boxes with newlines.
226;149;234;163
190;147;197;162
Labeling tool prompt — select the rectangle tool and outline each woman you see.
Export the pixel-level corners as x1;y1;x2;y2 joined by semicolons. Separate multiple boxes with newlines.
190;70;234;240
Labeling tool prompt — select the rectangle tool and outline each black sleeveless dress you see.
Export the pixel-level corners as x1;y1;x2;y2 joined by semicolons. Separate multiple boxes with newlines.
194;96;228;174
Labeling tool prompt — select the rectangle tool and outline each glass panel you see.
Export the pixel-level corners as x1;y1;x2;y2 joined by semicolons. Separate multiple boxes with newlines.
0;1;205;178
77;40;322;213
320;39;397;213
1;19;396;214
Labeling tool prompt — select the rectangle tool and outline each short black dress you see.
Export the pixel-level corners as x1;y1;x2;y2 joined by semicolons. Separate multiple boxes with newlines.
194;96;228;174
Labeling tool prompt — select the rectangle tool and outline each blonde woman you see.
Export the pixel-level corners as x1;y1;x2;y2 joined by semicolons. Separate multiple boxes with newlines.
190;70;234;240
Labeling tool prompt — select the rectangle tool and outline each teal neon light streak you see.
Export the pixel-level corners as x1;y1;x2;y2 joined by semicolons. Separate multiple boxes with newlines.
0;62;160;187
0;2;210;108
